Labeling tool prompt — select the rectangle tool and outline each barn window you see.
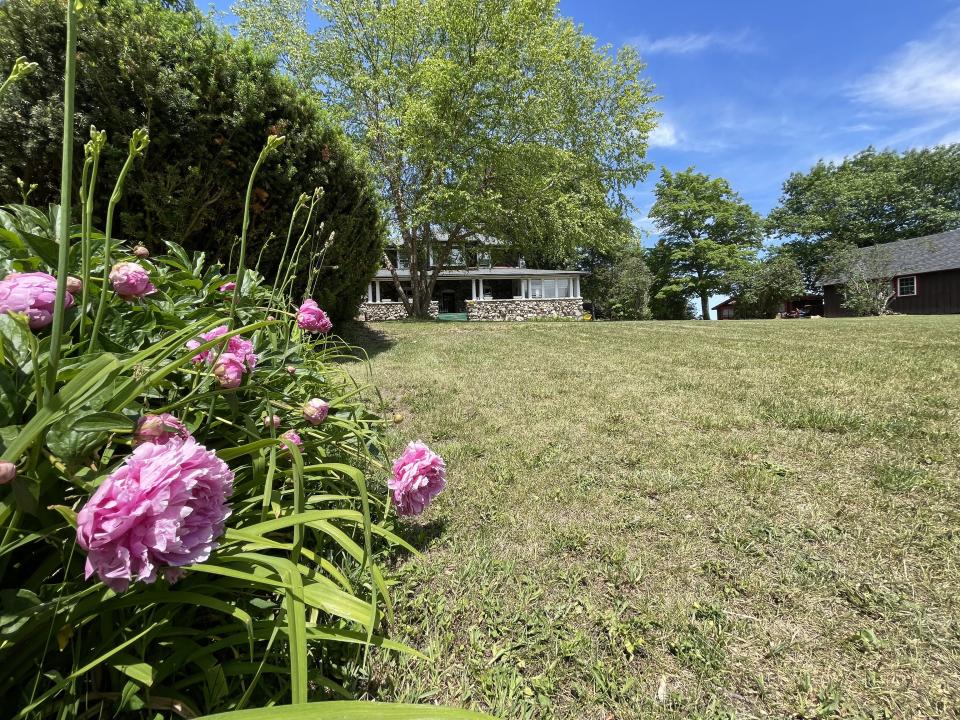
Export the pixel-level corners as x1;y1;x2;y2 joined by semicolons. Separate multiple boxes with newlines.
897;276;917;297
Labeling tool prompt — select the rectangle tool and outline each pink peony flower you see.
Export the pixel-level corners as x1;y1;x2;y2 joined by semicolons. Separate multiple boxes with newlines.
296;299;332;333
0;272;75;329
302;398;329;425
76;437;233;592
109;262;156;300
212;352;246;389
280;429;303;450
186;326;257;369
0;460;15;485
134;413;190;447
218;281;236;292
389;441;446;517
263;414;282;429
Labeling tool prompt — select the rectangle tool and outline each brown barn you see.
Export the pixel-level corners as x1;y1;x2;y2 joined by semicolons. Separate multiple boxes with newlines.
822;230;960;317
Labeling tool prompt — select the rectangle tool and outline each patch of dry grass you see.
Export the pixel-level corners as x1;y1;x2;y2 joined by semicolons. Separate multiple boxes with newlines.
349;316;960;719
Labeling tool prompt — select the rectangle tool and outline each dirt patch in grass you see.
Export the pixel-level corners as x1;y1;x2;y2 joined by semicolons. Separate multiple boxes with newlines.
350;316;960;719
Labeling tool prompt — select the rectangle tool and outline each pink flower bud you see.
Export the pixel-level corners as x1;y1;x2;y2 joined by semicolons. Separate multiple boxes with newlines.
212;352;246;389
134;413;190;447
0;272;76;329
286;365;297;375
110;262;156;300
296;299;332;333
263;414;281;429
218;281;236;293
281;429;303;450
302;398;329;425
132;244;150;259
65;276;83;294
0;460;16;485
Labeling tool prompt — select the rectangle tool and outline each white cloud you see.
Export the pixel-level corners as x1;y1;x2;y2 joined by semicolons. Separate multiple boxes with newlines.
649;120;679;147
630;30;757;56
853;9;960;112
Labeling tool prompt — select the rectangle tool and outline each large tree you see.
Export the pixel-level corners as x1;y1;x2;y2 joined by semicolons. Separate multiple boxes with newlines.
0;0;384;320
579;236;651;320
645;241;693;320
768;145;960;289
648;167;763;320
236;0;659;316
726;251;804;319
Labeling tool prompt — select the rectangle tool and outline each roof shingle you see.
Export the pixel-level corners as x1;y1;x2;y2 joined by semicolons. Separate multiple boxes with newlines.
821;229;960;285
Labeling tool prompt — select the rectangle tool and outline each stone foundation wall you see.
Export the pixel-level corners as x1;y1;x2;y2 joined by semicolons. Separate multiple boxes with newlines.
359;301;438;321
466;298;583;321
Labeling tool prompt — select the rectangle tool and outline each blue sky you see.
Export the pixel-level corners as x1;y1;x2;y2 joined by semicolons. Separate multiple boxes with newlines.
557;1;960;238
213;0;960;316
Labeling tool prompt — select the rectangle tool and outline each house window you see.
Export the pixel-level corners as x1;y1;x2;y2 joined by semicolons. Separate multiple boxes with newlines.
396;249;409;271
447;245;465;267
528;278;573;299
897;276;917;297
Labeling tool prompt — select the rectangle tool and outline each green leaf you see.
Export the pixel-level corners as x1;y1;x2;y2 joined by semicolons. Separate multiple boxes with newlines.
15;622;163;718
112;656;155;687
0;314;33;368
47;504;77;528
1;353;121;463
46;415;108;464
72;411;132;432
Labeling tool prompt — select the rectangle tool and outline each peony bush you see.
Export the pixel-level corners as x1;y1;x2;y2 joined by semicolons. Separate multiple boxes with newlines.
0;9;473;719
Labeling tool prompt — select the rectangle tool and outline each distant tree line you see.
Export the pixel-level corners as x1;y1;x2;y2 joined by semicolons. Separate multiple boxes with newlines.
584;145;960;320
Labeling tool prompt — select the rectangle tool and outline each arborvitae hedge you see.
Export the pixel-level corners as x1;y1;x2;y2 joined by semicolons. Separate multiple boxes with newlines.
0;0;384;320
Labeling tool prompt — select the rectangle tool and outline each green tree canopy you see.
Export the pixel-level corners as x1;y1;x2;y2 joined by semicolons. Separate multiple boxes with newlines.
645;241;693;320
236;0;659;316
0;0;384;319
648;167;763;320
579;237;651;320
727;251;805;319
768;145;960;290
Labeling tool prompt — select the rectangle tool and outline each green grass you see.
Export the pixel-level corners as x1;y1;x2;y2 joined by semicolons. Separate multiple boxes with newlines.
347;316;960;719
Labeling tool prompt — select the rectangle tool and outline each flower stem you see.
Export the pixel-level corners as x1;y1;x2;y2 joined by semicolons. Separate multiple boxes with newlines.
231;134;284;326
43;0;77;407
79;129;105;338
88;129;148;352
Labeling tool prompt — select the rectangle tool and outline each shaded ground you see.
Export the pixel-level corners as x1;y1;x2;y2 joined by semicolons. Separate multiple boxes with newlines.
349;317;960;719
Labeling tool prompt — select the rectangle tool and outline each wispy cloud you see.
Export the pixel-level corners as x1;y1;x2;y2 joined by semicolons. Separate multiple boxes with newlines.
940;128;960;145
852;8;960;112
630;29;757;56
649;120;680;148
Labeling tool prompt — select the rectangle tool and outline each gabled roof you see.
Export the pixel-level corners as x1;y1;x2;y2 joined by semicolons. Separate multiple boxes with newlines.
711;298;736;310
821;229;960;285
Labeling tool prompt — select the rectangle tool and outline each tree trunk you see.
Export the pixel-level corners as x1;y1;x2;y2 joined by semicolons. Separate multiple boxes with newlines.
411;275;433;318
700;293;711;320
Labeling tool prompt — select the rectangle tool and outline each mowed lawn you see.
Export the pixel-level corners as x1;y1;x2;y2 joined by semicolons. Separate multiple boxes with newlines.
348;317;960;719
